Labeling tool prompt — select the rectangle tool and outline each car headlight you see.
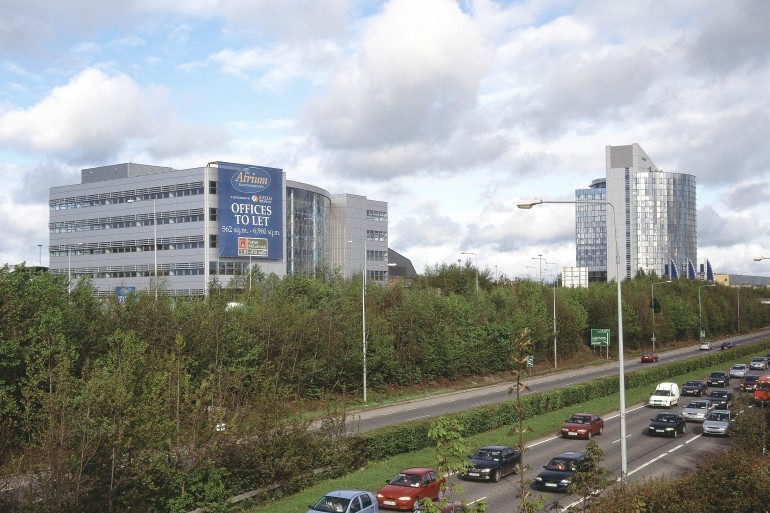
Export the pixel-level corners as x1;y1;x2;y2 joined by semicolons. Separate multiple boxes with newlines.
398;496;412;501
577;429;586;434
376;494;383;498
560;479;571;485
535;477;543;482
665;427;674;431
480;468;491;473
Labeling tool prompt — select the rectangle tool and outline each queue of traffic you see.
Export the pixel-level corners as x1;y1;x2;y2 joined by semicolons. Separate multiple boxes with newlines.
305;351;770;513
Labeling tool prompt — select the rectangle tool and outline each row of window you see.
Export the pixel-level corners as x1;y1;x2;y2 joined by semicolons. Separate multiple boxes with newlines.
50;210;204;233
367;230;387;242
367;210;388;221
50;183;205;210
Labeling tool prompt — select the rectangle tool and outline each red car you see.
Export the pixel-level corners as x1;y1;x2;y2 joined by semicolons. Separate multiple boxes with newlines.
641;352;659;363
376;468;444;511
560;413;604;439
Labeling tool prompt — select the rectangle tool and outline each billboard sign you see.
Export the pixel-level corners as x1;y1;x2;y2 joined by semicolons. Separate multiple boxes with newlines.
115;286;136;305
217;162;283;260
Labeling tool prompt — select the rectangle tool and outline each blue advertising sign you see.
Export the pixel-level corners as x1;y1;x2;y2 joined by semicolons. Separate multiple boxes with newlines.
217;162;283;259
115;286;136;305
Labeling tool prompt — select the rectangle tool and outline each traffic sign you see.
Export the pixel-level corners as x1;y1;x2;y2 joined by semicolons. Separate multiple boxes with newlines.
591;328;610;347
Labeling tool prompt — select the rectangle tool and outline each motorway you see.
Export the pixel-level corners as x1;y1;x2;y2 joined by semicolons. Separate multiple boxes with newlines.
348;328;770;433
346;328;770;512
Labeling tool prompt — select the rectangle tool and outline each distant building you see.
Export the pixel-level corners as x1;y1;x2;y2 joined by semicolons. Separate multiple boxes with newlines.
714;274;770;287
561;266;589;288
575;144;697;282
49;162;390;296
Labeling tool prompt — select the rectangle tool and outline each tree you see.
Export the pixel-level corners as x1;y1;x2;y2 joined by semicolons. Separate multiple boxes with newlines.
562;439;614;513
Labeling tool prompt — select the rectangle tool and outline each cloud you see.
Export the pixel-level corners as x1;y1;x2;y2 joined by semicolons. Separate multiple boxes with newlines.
698;205;767;247
306;0;492;176
0;68;227;164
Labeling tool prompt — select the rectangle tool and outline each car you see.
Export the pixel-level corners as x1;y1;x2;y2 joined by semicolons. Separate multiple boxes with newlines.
681;399;714;422
749;357;768;370
648;412;687;437
729;364;748;379
706;372;730;387
720;341;736;350
460;445;521;482
641;352;659;363
534;452;590;492
307;490;379;513
648;382;680;408
702;409;731;436
681;380;708;396
741;374;760;392
699;341;711;350
706;389;733;409
560;413;604;440
376;468;444;511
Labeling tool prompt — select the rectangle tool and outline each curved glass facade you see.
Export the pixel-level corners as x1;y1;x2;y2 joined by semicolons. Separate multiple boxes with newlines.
286;185;330;276
575;179;607;281
632;172;697;277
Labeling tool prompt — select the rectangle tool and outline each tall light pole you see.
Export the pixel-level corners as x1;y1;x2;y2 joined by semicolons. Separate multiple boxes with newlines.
532;254;545;283
348;238;367;403
154;198;158;300
461;251;478;292
546;261;558;369
518;197;628;482
38;244;42;266
698;283;717;341
651;280;671;353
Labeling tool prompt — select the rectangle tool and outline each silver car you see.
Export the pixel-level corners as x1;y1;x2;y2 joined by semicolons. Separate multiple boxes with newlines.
702;409;731;436
729;364;748;378
307;490;379;513
681;399;713;422
749;357;768;370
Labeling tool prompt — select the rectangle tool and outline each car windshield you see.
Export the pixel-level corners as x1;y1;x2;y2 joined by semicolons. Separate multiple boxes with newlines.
732;365;745;369
711;373;725;378
313;496;351;513
473;450;501;461
707;412;729;422
654;414;678;423
745;376;758;382
653;390;671;396
710;391;728;398
567;415;590;424
545;459;578;471
389;473;420;487
687;402;707;409
685;381;702;386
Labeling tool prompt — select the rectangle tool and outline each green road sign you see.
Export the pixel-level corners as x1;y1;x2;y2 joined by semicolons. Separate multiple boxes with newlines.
591;328;610;347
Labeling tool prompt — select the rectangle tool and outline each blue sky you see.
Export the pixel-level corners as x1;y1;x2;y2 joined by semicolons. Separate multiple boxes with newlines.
2;0;770;278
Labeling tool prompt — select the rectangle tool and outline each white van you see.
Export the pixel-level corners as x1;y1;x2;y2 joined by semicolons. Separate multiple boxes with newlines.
648;382;680;408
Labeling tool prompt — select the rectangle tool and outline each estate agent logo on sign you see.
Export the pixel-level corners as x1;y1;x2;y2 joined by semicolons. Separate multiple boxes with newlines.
217;162;283;260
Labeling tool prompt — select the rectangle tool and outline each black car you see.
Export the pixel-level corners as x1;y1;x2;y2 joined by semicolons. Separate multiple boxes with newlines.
648;412;686;437
681;380;708;396
534;452;589;492
706;389;734;409
706;372;730;387
741;374;760;392
460;445;521;482
720;341;735;350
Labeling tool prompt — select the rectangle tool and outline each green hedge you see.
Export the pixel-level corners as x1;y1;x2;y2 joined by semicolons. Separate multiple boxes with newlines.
352;339;770;461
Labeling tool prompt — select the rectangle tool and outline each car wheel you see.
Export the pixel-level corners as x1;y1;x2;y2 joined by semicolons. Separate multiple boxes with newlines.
587;430;592;440
598;426;603;435
412;499;420;512
683;424;686;434
493;469;501;483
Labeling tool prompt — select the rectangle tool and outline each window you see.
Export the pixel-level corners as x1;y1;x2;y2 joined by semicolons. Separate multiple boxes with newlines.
209;180;217;194
209;208;217;221
210;234;217;248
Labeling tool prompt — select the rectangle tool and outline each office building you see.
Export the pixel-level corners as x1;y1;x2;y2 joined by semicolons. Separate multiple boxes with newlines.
575;144;697;282
49;162;390;297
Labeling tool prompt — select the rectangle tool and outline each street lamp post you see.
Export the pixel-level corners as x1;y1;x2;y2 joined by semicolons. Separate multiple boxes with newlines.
154;198;158;300
348;239;368;403
518;197;628;482
461;251;478;292
546;261;558;369
38;244;42;266
651;280;671;353
532;254;545;283
698;283;717;341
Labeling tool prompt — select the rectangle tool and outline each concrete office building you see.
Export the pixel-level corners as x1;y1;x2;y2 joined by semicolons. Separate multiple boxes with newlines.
575;144;697;282
49;162;390;297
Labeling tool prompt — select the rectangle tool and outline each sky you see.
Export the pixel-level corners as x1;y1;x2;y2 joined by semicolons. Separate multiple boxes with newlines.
2;0;770;280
